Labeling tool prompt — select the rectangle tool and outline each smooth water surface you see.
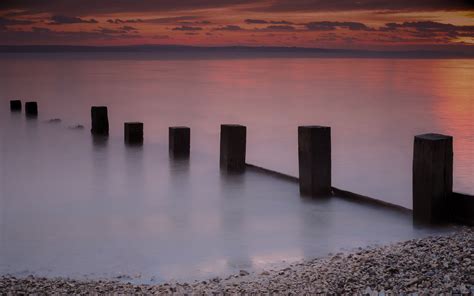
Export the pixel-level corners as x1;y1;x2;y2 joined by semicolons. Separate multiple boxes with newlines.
0;54;472;207
0;115;455;282
0;54;471;282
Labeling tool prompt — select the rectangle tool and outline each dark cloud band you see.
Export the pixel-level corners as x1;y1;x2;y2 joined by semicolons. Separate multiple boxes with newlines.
1;0;471;16
49;15;98;25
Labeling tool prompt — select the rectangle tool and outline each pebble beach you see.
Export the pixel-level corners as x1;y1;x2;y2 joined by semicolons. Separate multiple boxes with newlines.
1;227;472;295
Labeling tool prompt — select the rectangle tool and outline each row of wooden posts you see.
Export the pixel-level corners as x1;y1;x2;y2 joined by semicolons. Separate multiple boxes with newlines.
10;100;458;225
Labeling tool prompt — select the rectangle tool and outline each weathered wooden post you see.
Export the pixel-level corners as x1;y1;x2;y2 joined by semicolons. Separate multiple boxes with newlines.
10;100;21;112
91;106;109;136
124;122;144;145
298;126;331;197
169;126;190;157
25;101;38;117
220;124;246;172
413;133;453;224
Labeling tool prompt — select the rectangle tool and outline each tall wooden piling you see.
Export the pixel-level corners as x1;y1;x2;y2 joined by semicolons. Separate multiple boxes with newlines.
169;126;190;157
25;101;38;117
124;122;144;145
10;100;21;112
413;133;453;224
298;126;331;197
220;124;246;172
91;106;109;136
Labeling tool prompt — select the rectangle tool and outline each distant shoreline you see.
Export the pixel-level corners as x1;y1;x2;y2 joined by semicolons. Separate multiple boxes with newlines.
1;45;473;59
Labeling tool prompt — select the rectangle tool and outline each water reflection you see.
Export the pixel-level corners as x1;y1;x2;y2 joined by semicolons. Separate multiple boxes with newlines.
431;60;474;194
167;155;191;235
168;155;190;174
1;56;472;206
217;172;253;272
298;198;333;259
0;114;456;283
91;135;109;195
0;55;469;283
92;134;108;149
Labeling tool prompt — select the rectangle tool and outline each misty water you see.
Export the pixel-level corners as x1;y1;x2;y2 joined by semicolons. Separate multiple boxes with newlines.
0;54;472;282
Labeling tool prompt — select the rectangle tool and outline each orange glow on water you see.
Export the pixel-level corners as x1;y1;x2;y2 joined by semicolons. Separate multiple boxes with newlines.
431;60;474;193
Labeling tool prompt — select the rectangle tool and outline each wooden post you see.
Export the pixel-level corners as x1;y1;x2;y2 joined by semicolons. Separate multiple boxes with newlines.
220;124;246;172
169;126;190;157
124;122;143;145
25;101;38;117
91;106;109;136
413;133;453;224
298;126;331;197
10;100;21;112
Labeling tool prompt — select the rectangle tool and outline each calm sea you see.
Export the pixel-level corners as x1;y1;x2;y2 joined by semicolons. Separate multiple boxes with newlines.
0;53;471;281
1;54;472;204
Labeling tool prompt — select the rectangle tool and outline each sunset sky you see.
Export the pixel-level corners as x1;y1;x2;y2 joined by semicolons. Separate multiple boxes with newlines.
0;0;473;51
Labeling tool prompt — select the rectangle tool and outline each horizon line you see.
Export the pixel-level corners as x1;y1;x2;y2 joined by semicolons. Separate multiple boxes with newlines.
1;44;473;58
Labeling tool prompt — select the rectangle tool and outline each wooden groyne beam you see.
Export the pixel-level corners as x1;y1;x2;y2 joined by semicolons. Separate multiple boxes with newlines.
10;100;21;112
245;163;411;213
298;126;331;197
25;101;38;117
124;122;144;145
248;129;473;225
220;124;246;172
413;133;453;224
7;101;473;225
169;126;190;157
413;133;473;225
450;192;474;225
91;106;109;136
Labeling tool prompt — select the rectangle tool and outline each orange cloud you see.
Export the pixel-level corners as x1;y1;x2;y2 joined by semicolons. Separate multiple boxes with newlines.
0;1;472;50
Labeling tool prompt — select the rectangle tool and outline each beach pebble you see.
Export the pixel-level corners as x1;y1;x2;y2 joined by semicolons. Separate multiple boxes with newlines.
239;270;249;276
1;227;472;295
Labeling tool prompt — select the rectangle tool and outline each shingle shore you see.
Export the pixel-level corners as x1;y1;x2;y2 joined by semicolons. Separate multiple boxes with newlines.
1;227;472;295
